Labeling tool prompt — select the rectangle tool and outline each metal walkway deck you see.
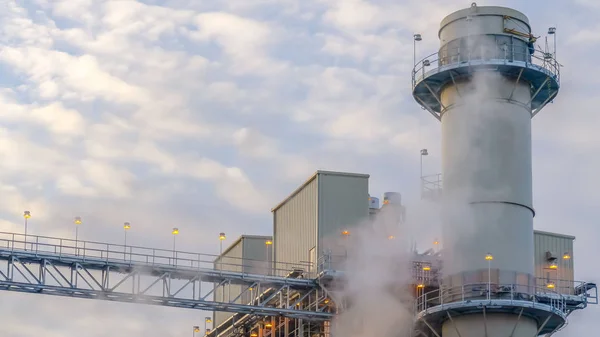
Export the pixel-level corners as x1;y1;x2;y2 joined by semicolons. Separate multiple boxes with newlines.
0;232;332;320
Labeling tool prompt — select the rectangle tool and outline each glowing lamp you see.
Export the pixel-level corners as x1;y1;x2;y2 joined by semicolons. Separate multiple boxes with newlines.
194;326;200;333
563;252;571;260
205;317;212;323
423;265;431;271
265;240;273;245
124;222;131;230
485;253;493;261
219;232;226;241
172;228;179;235
74;217;82;225
23;211;31;219
341;230;350;236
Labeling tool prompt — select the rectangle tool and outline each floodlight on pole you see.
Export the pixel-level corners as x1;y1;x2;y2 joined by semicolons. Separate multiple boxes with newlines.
172;227;179;263
548;26;557;60
123;222;131;260
219;232;226;255
124;222;130;245
485;253;493;299
413;33;422;69
23;211;31;249
420;149;429;198
265;239;273;274
74;217;82;255
193;325;200;337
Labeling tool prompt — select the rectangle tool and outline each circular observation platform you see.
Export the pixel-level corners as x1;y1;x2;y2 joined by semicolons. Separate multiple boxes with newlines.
411;50;560;118
413;284;568;337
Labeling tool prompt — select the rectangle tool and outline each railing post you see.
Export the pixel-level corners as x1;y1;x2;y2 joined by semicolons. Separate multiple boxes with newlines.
510;283;514;303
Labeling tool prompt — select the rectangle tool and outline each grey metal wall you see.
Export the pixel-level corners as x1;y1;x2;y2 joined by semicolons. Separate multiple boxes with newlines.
273;175;318;277
534;230;574;291
242;236;272;276
317;172;369;257
213;235;272;328
273;171;369;276
214;239;243;327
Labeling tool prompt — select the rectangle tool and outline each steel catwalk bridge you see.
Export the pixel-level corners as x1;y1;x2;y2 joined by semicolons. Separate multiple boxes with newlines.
0;232;333;321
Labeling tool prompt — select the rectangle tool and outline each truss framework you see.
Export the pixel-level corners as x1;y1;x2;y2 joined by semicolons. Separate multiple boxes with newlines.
0;245;332;321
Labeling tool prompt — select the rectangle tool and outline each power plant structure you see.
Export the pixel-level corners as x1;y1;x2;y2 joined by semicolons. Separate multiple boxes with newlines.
411;3;588;336
0;3;597;337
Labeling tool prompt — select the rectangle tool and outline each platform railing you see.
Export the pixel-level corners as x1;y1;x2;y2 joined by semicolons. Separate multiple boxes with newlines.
0;232;313;278
411;45;560;90
414;282;576;315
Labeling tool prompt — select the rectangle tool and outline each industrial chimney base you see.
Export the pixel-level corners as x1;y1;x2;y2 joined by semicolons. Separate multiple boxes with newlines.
413;298;567;337
441;313;537;337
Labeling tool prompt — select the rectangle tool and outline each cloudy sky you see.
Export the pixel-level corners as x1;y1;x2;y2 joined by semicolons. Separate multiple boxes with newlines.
0;0;599;335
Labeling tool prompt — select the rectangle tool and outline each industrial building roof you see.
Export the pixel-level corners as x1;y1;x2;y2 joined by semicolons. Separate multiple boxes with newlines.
534;230;576;240
216;234;273;260
270;170;370;213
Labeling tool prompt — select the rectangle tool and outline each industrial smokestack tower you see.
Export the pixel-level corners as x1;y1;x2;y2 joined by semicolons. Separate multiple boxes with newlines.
412;3;563;337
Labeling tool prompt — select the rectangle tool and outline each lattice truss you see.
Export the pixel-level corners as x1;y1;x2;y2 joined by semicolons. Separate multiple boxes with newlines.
0;251;333;321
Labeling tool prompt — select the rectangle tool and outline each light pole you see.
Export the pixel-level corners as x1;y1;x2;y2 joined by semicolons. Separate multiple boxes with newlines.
74;216;82;255
560;252;570;293
124;222;130;246
23;211;31;249
549;261;559;292
265;239;273;275
193;326;200;337
219;232;226;270
205;317;212;335
485;253;493;300
420;148;428;197
413;33;422;69
123;222;130;260
548;27;556;60
341;230;350;258
219;232;226;254
172;227;179;264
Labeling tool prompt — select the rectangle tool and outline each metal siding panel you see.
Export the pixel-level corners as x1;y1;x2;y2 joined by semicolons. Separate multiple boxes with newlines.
213;240;244;327
533;231;575;293
318;173;369;257
273;177;318;276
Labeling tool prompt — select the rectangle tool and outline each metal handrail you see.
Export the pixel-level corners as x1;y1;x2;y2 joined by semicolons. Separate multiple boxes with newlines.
411;45;560;90
0;231;312;277
415;282;574;314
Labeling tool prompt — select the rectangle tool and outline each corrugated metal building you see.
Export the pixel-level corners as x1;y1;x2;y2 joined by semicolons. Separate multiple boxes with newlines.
533;230;575;292
272;170;370;276
213;235;272;327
